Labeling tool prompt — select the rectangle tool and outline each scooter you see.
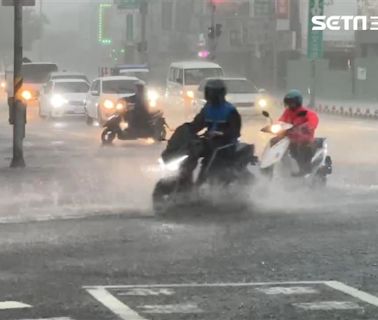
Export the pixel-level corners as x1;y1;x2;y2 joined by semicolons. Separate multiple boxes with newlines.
101;99;168;145
259;111;332;187
152;123;258;215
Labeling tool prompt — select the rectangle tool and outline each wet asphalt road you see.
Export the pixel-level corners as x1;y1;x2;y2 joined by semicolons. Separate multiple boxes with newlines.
0;102;377;319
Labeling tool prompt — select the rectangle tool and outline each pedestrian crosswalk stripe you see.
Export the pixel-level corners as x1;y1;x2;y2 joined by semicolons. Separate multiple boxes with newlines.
293;301;362;311
0;301;31;310
86;287;147;320
138;303;203;314
258;286;319;295
117;288;175;296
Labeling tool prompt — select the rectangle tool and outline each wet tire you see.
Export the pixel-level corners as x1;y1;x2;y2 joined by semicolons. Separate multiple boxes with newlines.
101;128;116;145
86;113;94;126
152;179;178;216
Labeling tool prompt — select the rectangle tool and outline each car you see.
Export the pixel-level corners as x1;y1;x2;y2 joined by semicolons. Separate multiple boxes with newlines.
48;72;90;84
193;77;270;118
6;62;58;106
39;79;90;119
85;76;141;125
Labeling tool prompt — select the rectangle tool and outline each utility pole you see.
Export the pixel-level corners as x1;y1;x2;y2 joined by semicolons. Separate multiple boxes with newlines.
139;0;148;64
38;0;42;60
209;1;216;60
11;0;26;168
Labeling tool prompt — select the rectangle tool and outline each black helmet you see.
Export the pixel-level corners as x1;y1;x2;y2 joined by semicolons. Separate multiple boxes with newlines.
284;89;303;110
204;79;227;105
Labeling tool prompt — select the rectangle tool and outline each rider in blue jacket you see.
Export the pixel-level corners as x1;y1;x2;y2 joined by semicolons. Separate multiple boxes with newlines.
190;79;241;144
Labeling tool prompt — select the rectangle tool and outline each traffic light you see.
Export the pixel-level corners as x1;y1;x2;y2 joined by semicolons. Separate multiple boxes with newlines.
208;26;215;39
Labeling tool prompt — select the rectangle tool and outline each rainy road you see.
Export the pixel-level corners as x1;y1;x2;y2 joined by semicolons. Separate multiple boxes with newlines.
0;101;377;320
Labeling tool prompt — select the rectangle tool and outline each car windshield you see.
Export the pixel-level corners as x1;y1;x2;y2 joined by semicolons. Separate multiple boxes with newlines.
22;64;58;84
53;75;89;82
102;80;136;94
184;68;223;85
54;82;90;93
225;80;257;94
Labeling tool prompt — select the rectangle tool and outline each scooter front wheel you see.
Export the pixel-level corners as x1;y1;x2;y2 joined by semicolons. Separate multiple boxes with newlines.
153;179;180;216
101;128;116;145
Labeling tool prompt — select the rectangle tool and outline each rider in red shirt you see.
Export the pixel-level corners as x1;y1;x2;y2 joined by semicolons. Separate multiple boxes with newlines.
279;90;319;176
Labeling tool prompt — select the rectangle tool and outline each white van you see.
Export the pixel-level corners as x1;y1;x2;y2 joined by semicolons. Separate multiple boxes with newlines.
164;61;224;123
166;61;224;102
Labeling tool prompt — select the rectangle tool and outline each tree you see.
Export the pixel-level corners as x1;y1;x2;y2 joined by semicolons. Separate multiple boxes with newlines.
0;6;48;65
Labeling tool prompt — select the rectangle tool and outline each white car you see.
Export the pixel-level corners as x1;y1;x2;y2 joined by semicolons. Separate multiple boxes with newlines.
85;76;140;125
194;77;269;118
39;79;90;118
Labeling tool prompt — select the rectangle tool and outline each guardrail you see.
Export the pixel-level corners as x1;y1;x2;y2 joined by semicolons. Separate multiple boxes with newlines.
313;102;378;119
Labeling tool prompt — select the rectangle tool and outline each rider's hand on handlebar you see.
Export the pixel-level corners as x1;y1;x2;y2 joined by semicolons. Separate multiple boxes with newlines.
208;131;224;138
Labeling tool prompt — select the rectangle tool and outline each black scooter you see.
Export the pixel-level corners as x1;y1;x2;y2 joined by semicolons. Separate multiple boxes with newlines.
101;97;167;145
152;124;257;215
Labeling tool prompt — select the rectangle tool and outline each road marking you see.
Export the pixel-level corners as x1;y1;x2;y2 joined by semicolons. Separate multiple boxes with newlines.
0;301;32;310
326;281;378;307
83;281;326;290
86;287;146;320
257;286;319;295
18;318;74;320
293;301;362;311
117;288;175;296
138;303;203;314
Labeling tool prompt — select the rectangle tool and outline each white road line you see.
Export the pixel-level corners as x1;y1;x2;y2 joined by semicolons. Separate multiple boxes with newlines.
86;287;146;320
326;281;378;307
18;318;74;320
138;303;203;314
117;288;175;296
293;301;362;311
0;301;32;310
83;280;325;290
257;286;319;295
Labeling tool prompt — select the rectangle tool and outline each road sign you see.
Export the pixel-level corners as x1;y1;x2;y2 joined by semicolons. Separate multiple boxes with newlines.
307;0;324;59
115;0;139;10
254;0;273;16
2;0;35;5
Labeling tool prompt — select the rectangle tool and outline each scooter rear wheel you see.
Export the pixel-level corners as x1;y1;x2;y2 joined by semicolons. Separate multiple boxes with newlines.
101;129;116;145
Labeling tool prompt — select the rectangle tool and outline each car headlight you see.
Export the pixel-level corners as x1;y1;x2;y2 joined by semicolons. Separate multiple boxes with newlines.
186;90;194;99
103;99;114;110
147;89;159;101
258;98;267;108
51;94;67;108
159;155;189;172
115;101;126;111
271;124;282;134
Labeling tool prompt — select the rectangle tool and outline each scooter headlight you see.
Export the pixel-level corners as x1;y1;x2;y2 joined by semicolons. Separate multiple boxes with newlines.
271;124;282;134
258;98;267;108
159;155;189;172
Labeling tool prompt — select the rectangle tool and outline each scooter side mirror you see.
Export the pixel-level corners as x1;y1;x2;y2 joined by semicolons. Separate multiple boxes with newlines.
262;111;270;118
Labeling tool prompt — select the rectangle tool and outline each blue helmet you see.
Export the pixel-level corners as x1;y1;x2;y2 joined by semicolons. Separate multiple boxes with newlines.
284;89;303;109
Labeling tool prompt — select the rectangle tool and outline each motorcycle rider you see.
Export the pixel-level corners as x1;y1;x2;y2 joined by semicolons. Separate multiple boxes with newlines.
279;89;319;176
186;79;242;183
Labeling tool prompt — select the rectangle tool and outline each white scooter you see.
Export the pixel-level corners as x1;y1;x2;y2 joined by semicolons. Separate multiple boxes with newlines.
259;111;332;187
